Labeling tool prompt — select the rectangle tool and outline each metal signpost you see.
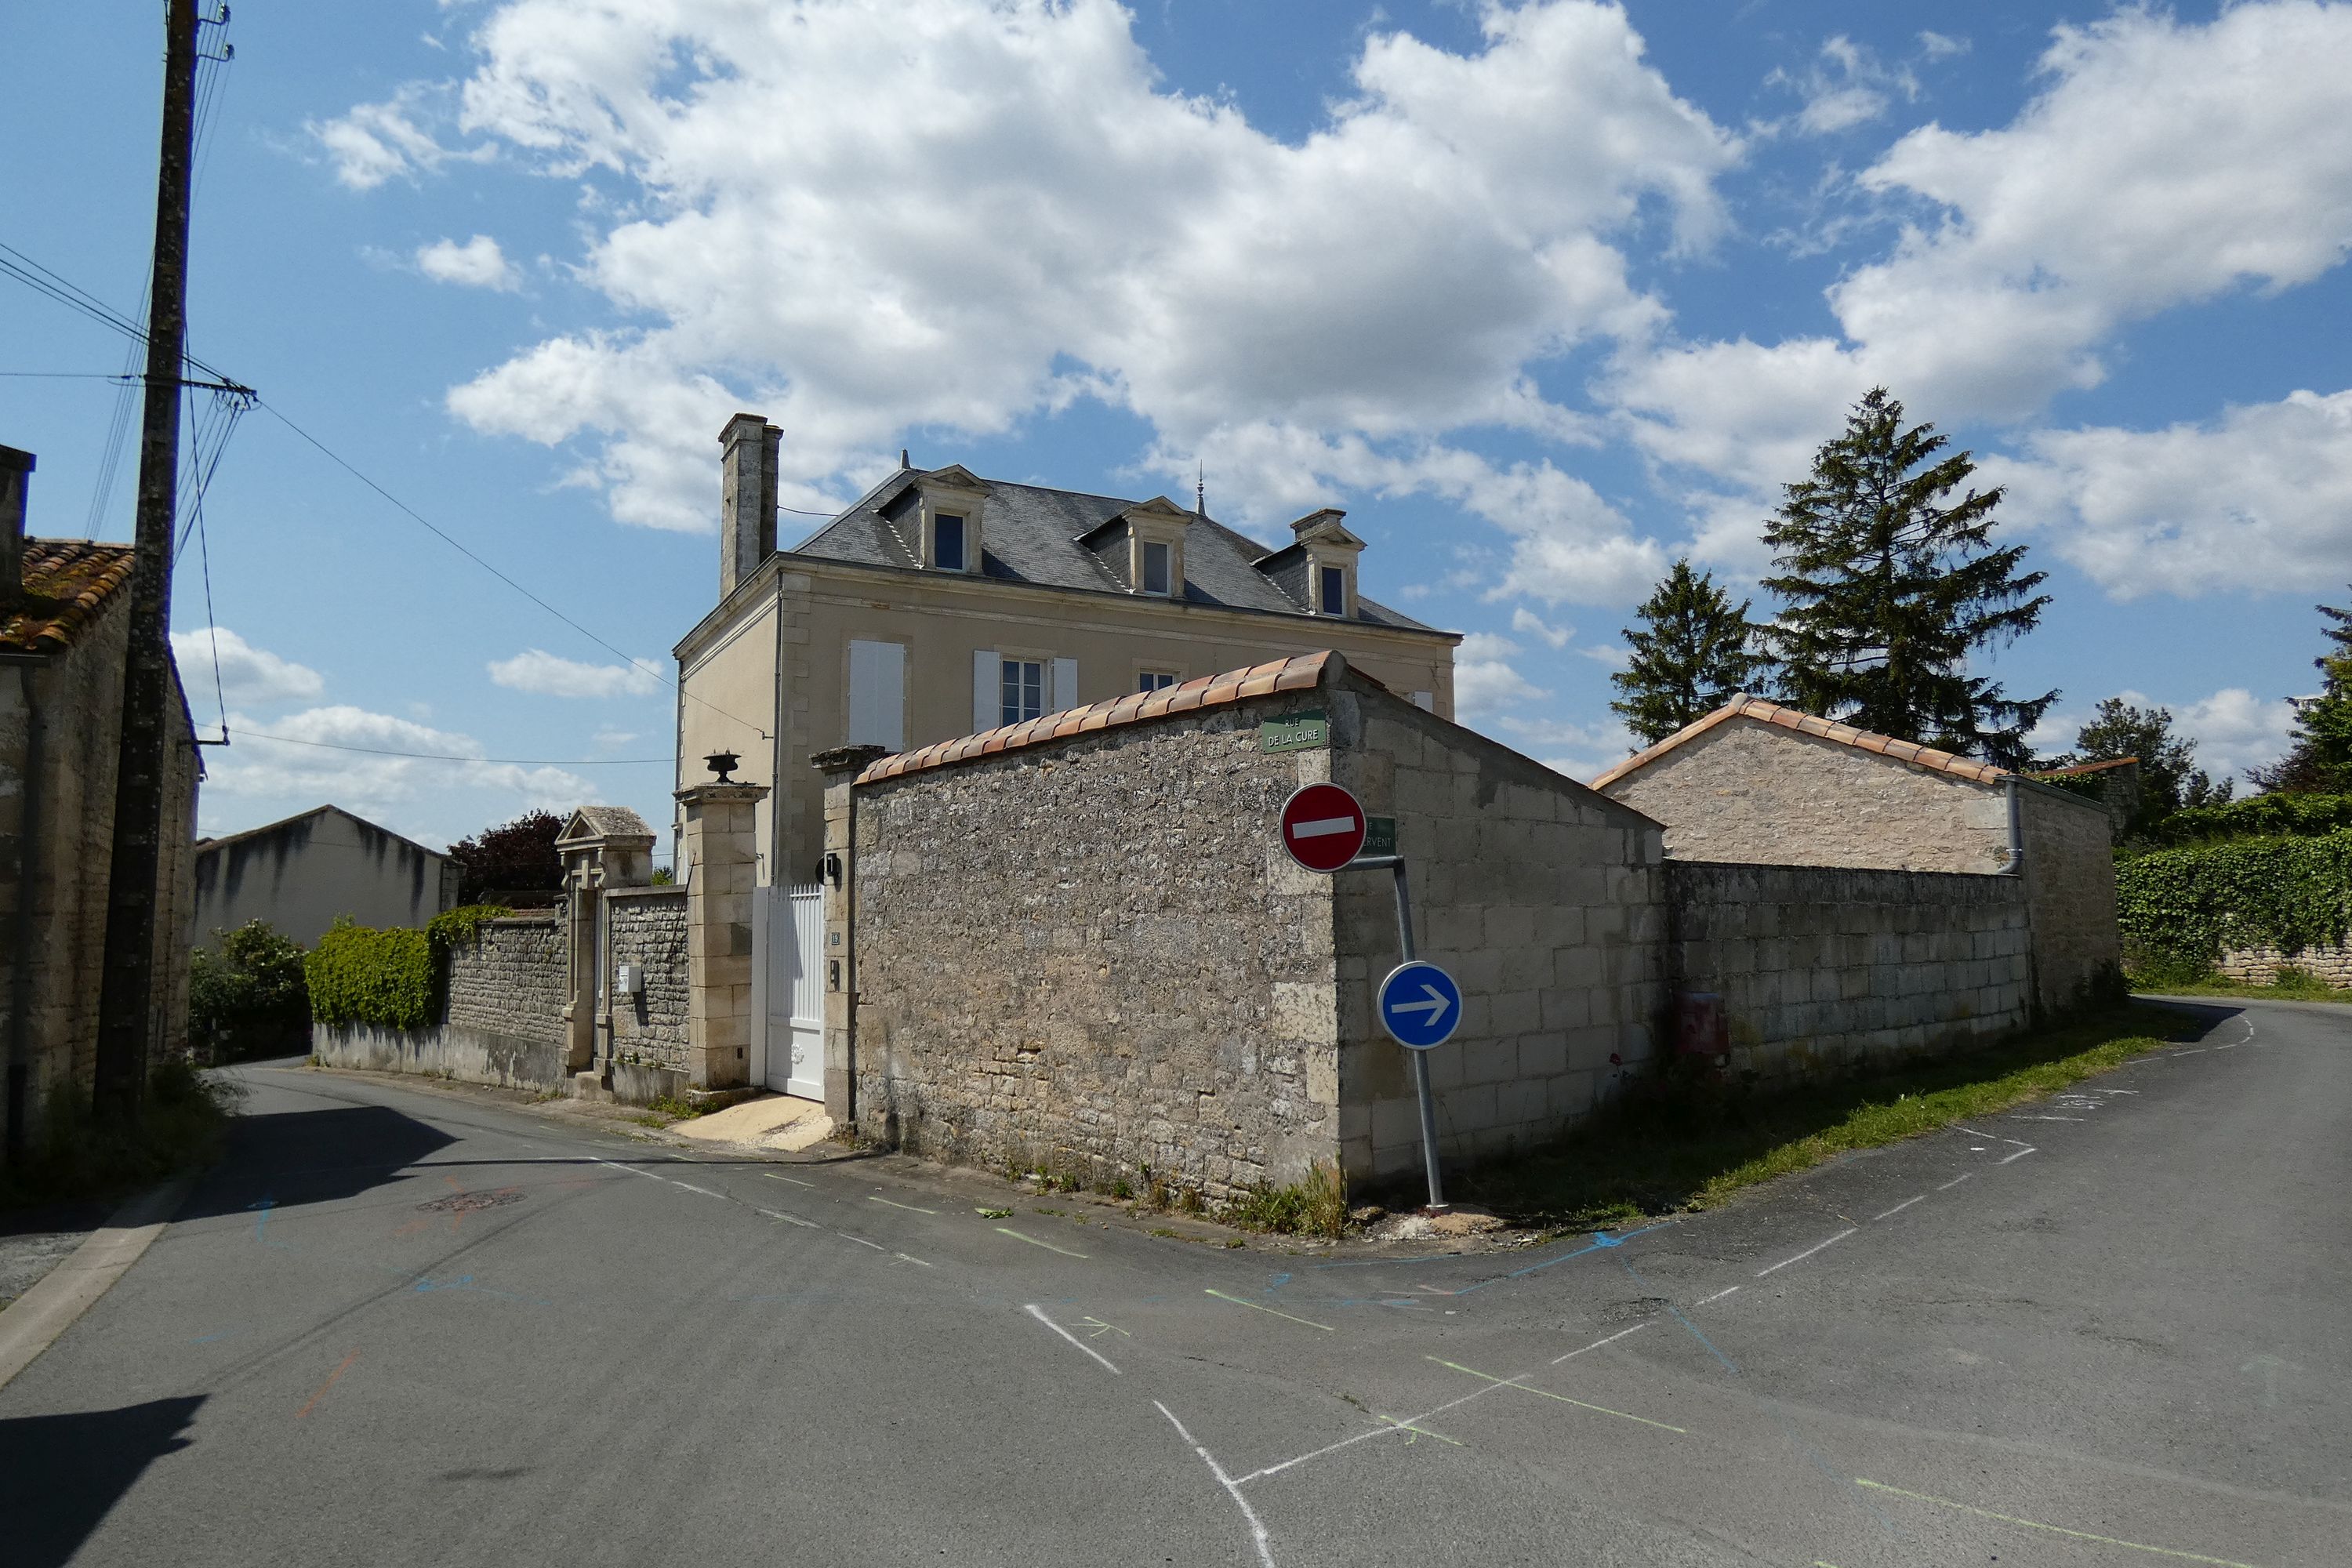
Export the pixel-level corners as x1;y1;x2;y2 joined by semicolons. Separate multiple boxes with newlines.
1277;782;1457;1209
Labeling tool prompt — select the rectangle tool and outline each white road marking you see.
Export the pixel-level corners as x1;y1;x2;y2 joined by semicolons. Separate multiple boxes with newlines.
1755;1229;1857;1278
847;1236;887;1250
2020;1116;2085;1122
1958;1127;2033;1147
1024;1303;1120;1375
895;1253;933;1267
1157;1402;1276;1567
1936;1173;1974;1192
1695;1286;1742;1306
764;1173;817;1188
869;1195;938;1214
755;1207;818;1229
1871;1195;1926;1222
1553;1322;1653;1363
1998;1146;2038;1165
672;1182;724;1199
996;1226;1088;1258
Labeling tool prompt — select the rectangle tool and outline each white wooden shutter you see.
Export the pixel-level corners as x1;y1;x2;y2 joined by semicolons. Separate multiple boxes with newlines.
848;640;906;751
1051;657;1079;714
974;649;999;731
1410;691;1434;712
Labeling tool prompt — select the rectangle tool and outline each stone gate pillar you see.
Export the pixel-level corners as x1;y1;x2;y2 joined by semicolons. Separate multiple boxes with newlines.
676;782;768;1090
556;808;656;1090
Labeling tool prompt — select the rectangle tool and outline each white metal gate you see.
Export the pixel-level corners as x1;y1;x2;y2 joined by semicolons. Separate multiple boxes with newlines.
753;884;826;1102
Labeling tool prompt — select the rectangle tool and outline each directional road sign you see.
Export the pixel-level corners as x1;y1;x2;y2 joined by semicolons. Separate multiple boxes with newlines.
1279;782;1367;873
1377;960;1463;1051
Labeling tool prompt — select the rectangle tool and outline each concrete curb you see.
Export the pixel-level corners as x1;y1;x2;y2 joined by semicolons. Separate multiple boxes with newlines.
0;1178;189;1392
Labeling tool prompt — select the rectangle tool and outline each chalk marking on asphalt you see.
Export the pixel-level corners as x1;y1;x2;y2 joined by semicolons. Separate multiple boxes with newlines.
1553;1322;1653;1364
868;1195;938;1214
2021;1115;2085;1122
895;1253;933;1267
1453;1218;1675;1295
1024;1303;1121;1374
1958;1126;2033;1147
1206;1288;1334;1330
1936;1173;1974;1191
1756;1229;1857;1278
2098;1087;2141;1094
1080;1316;1129;1338
1853;1480;2259;1566
1157;1402;1276;1566
847;1236;887;1250
672;1181;724;1199
2171;1047;2208;1055
1375;1413;1463;1446
296;1349;361;1419
1695;1286;1742;1306
591;1157;664;1181
996;1226;1088;1258
1998;1145;2038;1164
754;1207;818;1228
764;1172;818;1188
1872;1194;1926;1221
1426;1356;1686;1433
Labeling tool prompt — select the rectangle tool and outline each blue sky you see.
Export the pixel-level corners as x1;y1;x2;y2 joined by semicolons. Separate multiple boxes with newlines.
5;0;2349;854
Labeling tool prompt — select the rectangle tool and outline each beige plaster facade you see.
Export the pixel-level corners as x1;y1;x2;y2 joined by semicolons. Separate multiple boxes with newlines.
191;804;456;951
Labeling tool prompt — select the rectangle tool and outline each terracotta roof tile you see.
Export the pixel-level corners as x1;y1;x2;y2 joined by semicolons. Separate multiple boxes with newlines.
2;539;137;655
855;650;1342;785
1588;692;2014;791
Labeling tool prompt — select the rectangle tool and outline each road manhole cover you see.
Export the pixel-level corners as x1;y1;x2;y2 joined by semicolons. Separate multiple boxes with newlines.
419;1189;524;1214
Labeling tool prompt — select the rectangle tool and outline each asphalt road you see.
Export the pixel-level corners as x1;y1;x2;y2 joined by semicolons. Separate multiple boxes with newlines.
4;996;2347;1567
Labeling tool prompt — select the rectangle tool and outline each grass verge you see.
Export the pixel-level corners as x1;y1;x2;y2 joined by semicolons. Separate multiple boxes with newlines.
0;1058;239;1213
1450;1004;2194;1232
2126;967;2350;1005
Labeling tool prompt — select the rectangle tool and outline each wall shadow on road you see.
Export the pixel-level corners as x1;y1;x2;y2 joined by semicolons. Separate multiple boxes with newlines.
172;1104;458;1223
0;1395;205;1568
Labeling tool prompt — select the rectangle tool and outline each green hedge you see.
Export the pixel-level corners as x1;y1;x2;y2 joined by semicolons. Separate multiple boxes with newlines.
2136;793;2352;851
2117;829;2352;964
306;905;515;1030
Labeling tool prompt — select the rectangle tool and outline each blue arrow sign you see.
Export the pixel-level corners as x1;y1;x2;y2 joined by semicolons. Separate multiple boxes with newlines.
1377;960;1463;1051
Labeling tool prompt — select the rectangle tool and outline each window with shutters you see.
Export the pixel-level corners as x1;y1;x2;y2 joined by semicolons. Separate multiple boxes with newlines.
1000;659;1044;725
848;639;906;750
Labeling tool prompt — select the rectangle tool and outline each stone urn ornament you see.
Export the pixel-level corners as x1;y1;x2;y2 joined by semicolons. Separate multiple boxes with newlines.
704;750;740;783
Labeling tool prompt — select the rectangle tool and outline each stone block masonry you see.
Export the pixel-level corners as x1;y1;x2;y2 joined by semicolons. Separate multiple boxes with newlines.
2216;942;2352;987
607;888;690;1073
1667;861;2031;1077
446;915;566;1049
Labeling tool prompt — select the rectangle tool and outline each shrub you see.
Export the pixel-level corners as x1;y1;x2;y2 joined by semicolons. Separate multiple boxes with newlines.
2135;793;2352;853
189;920;311;1062
1221;1160;1347;1239
305;905;511;1030
2115;829;2352;966
0;1058;239;1211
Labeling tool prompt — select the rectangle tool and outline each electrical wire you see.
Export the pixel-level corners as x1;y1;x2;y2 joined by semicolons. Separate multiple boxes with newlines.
228;728;672;765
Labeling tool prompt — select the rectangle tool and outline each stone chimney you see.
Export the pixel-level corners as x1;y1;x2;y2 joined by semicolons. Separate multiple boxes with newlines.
718;413;781;599
0;444;32;616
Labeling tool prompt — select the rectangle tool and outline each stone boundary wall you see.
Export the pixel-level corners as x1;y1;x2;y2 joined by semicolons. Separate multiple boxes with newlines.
446;914;566;1048
2216;942;2352;987
1668;861;2031;1076
608;887;691;1073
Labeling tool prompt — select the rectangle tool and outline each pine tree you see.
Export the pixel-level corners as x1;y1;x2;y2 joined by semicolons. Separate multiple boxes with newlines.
1610;559;1769;745
2248;590;2352;793
1762;387;2055;765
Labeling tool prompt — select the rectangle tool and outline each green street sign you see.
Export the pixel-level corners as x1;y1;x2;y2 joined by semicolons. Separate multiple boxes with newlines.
1364;816;1397;855
1260;710;1330;753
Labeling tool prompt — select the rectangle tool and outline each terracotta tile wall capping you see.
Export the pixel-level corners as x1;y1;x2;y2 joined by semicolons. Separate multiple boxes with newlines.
2031;756;2140;779
856;650;1342;784
1589;692;2013;791
1;539;137;654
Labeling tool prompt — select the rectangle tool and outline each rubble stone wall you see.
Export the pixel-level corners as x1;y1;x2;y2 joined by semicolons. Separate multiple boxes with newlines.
608;888;691;1073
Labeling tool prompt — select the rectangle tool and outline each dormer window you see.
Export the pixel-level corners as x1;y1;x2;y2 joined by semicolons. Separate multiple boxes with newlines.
1142;539;1171;596
1319;564;1346;615
935;514;967;572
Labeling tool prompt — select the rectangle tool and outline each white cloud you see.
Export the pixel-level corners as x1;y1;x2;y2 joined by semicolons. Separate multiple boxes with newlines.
487;648;664;699
330;0;1737;547
416;234;521;290
1454;631;1550;718
1615;2;2352;533
1916;31;1969;63
1767;35;1918;137
309;85;492;190
1494;712;1639;782
2167;688;2300;786
1511;608;1573;648
206;705;592;824
170;627;324;706
1989;389;2352;600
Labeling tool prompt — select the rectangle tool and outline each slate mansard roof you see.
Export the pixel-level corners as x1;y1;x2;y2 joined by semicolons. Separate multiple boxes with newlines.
785;470;1443;635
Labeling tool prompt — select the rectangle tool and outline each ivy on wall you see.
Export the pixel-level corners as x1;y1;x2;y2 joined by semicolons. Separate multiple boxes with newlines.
2117;830;2352;962
306;905;520;1030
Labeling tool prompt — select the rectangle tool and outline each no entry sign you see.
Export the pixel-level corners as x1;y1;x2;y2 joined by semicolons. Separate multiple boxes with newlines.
1279;782;1367;873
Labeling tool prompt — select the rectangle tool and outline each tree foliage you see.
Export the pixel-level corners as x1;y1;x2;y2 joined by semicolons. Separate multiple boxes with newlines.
2046;698;2230;837
2249;590;2352;794
189;920;311;1063
1610;559;1769;745
2136;792;2352;852
1762;388;2054;765
447;808;565;903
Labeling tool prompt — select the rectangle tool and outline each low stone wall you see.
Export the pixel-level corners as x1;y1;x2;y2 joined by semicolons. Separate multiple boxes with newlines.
446;914;566;1048
2215;942;2352;987
608;887;691;1074
1668;861;2031;1076
314;1019;571;1096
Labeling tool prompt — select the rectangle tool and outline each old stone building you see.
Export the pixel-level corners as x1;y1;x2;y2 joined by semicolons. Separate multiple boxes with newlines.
192;804;459;951
1591;693;2120;1016
0;443;202;1144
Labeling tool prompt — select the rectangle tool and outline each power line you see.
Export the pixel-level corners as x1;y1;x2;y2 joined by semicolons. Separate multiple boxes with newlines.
228;728;671;765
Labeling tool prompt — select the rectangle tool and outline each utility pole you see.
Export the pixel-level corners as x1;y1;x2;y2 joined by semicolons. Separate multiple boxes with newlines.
92;0;201;1121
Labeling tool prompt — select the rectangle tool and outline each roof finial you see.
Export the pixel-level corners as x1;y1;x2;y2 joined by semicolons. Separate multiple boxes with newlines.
901;448;910;470
1195;462;1205;518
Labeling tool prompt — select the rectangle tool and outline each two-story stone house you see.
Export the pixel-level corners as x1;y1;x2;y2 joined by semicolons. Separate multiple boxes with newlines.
673;414;1461;884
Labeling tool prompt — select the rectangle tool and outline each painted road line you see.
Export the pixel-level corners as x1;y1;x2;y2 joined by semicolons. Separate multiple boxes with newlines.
295;1349;361;1419
1998;1145;2038;1164
1156;1402;1276;1568
846;1236;887;1250
869;1195;939;1214
1936;1172;1974;1191
1695;1286;1742;1306
1552;1322;1652;1364
1375;1413;1463;1446
672;1181;724;1199
1024;1302;1121;1375
1854;1480;2259;1567
755;1207;819;1229
2021;1115;2085;1122
764;1172;818;1188
895;1253;933;1267
1206;1288;1334;1331
1426;1356;1686;1434
1755;1228;1857;1278
1239;1378;1512;1486
1871;1194;1926;1221
996;1226;1089;1259
1958;1126;2034;1147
